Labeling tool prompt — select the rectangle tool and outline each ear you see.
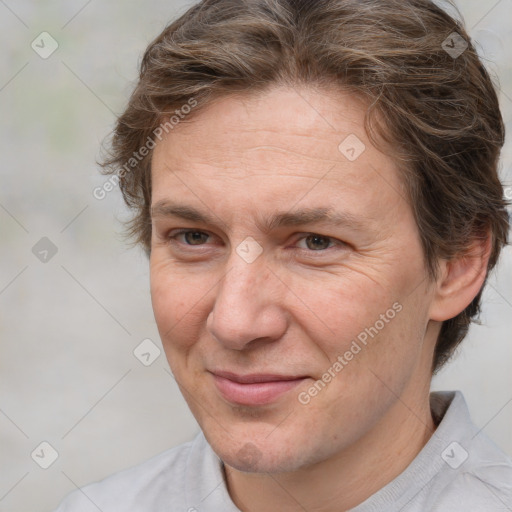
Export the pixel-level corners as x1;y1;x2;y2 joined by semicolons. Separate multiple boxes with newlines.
429;233;492;322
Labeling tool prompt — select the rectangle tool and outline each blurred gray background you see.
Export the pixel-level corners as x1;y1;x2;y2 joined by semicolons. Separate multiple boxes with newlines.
0;1;511;511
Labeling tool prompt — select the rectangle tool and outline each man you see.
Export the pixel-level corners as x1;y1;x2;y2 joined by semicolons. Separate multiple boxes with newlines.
57;0;512;510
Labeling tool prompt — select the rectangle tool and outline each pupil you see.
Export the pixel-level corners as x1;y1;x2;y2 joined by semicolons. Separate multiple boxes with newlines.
186;231;206;245
307;235;329;250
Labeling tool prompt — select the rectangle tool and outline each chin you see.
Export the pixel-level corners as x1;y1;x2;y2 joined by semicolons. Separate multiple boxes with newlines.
205;426;323;474
222;446;300;474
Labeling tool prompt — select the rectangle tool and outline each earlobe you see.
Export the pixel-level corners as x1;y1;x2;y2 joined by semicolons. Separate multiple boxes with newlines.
429;234;492;322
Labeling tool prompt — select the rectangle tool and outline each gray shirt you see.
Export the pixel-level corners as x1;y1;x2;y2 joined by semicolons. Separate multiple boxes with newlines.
54;391;512;511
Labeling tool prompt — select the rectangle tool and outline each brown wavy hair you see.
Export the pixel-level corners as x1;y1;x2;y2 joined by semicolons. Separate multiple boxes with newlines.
100;0;509;373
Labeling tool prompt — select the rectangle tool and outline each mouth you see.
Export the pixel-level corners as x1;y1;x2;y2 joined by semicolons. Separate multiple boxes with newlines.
210;370;309;406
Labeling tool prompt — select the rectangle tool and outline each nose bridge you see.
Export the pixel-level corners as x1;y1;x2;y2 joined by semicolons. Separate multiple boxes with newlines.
207;245;285;349
220;234;268;305
216;248;268;322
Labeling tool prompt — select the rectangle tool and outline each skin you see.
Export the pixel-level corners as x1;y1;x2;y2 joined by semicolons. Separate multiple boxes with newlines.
149;85;490;511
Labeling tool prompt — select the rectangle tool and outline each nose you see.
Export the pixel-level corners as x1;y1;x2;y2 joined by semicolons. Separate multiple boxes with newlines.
206;250;288;351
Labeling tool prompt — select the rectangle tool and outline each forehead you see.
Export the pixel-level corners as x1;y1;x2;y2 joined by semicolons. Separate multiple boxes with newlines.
154;86;369;164
150;86;407;223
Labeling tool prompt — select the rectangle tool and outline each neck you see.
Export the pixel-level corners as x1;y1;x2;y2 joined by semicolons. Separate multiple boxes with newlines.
224;379;436;512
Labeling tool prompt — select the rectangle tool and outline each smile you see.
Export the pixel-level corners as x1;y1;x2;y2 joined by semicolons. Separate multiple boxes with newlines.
211;371;309;406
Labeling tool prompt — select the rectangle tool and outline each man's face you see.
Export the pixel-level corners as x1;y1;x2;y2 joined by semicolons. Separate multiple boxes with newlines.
150;86;437;473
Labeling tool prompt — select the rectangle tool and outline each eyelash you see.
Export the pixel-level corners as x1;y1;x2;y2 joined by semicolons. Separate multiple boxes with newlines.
166;229;344;255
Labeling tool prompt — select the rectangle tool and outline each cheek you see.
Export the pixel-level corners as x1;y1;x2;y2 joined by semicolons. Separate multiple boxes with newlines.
149;258;208;349
291;273;397;354
296;260;428;378
315;281;430;406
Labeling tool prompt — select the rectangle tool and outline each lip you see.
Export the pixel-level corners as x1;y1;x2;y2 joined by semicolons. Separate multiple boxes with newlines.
211;371;308;406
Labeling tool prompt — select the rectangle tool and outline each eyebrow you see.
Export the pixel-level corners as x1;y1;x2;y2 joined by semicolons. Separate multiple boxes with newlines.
151;200;368;232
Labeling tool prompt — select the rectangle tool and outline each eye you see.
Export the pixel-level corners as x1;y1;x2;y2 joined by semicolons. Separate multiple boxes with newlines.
168;229;211;246
165;229;346;254
295;233;342;252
